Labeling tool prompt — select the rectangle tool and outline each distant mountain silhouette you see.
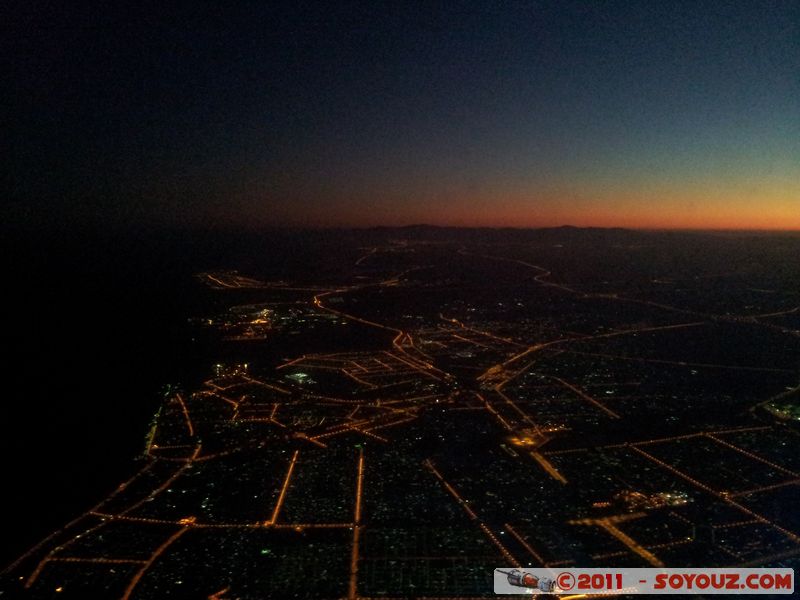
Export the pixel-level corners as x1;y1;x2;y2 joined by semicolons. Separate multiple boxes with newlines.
359;223;644;244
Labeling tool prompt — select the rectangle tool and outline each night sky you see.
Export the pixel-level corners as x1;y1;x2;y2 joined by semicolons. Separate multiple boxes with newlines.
6;1;799;230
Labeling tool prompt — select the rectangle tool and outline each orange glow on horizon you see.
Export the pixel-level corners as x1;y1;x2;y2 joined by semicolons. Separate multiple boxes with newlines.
250;177;800;231
273;198;800;231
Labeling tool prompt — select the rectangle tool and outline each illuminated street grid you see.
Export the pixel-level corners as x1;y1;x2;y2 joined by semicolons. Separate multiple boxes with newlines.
4;239;800;598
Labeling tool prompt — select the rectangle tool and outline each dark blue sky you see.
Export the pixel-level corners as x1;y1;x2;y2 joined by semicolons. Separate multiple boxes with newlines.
6;1;799;229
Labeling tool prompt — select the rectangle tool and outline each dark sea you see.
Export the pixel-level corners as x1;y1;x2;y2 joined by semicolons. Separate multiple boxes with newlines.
0;227;250;566
0;225;396;566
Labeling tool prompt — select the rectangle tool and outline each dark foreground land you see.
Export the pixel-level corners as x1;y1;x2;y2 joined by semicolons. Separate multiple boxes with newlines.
2;227;800;598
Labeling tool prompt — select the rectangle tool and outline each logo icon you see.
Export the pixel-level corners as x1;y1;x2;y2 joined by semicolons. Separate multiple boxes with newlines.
497;569;556;592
